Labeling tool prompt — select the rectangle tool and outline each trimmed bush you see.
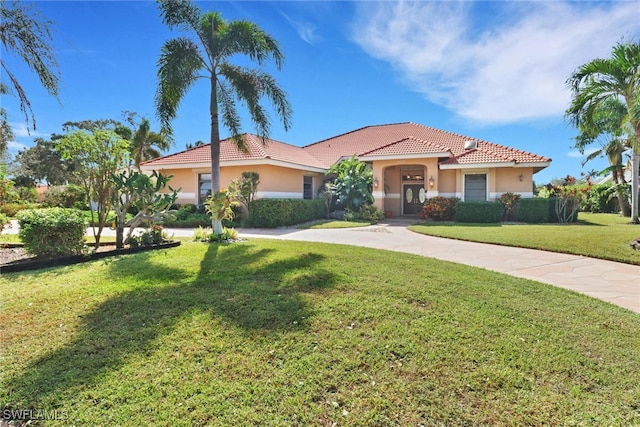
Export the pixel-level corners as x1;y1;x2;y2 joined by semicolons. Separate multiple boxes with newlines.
42;184;87;209
0;203;39;217
248;199;326;228
516;198;550;223
583;183;617;213
163;213;211;228
17;208;86;258
422;197;459;221
454;201;502;223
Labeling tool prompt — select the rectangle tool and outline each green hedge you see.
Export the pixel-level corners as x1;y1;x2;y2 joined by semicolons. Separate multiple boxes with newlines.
17;208;87;258
516;198;550;223
0;202;39;217
454;201;502;223
248;199;326;228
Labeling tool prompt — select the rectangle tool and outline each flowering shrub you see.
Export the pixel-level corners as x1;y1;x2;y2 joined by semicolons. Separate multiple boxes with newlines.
499;192;521;221
422;197;460;221
544;175;586;223
126;224;167;248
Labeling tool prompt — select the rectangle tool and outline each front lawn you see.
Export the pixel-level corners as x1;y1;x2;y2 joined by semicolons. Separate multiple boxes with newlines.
299;220;372;229
1;240;638;425
410;213;640;265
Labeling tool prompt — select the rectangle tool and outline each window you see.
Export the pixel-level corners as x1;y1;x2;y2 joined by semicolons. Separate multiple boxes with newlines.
303;176;313;200
198;173;211;205
464;174;487;201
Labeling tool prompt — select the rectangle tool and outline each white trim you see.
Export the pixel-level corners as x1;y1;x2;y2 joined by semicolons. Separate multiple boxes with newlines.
141;158;326;173
438;192;457;198
256;191;303;199
515;162;551;168
358;152;450;161
372;190;386;199
493;191;534;199
176;192;196;200
426;190;440;198
440;162;515;170
385;192;401;199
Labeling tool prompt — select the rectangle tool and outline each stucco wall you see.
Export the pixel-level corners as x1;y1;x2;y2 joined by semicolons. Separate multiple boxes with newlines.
152;165;324;204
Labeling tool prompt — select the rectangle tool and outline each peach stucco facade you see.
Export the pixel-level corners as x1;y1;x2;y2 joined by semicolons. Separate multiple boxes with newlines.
142;123;551;215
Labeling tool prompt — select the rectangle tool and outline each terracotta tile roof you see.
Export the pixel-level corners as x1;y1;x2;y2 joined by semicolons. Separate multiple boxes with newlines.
302;122;550;168
359;136;451;157
141;134;326;170
142;123;551;172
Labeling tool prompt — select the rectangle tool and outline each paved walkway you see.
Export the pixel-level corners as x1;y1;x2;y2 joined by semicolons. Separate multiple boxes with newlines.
4;219;639;313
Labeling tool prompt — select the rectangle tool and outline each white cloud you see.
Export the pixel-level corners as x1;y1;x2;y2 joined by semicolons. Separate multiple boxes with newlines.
9;122;51;138
567;147;600;158
7;140;27;153
352;1;640;125
282;12;319;45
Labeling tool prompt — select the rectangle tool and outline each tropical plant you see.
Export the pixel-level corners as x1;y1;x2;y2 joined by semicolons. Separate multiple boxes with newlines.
111;169;179;249
155;0;292;234
204;189;239;235
126;115;171;171
572;97;631;216
421;196;460;221
499;192;521;221
228;171;260;216
566;40;640;223
54;127;130;248
0;0;61;133
327;156;373;212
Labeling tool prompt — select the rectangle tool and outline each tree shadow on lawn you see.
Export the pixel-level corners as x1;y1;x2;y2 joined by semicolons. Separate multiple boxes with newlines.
6;242;336;408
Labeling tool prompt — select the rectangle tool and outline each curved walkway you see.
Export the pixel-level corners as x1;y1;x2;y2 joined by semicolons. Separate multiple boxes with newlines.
236;219;640;314
5;220;639;313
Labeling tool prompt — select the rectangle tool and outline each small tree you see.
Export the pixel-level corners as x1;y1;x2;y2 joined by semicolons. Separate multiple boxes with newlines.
54;128;130;248
111;170;180;249
228;171;259;216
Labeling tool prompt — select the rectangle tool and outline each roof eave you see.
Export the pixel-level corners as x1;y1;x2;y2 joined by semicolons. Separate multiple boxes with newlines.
141;159;326;173
439;161;516;170
357;152;450;161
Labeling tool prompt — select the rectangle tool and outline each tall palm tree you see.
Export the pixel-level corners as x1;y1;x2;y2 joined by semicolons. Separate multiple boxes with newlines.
574;96;631;215
131;118;170;171
566;40;640;224
155;0;292;234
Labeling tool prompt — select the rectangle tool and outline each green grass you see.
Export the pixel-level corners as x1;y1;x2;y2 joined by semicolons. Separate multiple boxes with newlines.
410;213;640;265
299;219;372;229
1;240;639;426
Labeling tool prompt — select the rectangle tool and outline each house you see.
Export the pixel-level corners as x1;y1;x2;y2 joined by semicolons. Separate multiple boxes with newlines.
140;122;551;216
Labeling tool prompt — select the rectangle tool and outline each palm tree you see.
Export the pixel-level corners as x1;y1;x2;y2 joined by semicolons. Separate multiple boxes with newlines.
155;0;292;234
574;96;632;215
566;40;640;224
0;0;60;133
130;118;170;171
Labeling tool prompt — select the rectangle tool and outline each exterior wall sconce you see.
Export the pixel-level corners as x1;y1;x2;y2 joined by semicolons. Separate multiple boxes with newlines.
374;178;379;188
428;176;435;188
518;174;524;182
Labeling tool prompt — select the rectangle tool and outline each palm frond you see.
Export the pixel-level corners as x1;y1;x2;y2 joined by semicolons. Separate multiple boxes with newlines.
155;37;204;135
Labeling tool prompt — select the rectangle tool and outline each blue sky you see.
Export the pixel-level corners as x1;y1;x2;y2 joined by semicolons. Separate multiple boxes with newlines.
3;0;639;184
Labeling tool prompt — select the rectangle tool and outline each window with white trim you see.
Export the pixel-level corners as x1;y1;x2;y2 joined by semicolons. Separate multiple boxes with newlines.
464;174;487;201
198;173;212;204
303;176;313;200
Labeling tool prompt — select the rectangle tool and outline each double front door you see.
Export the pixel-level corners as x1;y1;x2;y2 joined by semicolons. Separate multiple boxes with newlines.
403;184;425;215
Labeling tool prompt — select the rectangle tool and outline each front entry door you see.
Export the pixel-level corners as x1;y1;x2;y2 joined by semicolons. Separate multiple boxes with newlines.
403;184;425;215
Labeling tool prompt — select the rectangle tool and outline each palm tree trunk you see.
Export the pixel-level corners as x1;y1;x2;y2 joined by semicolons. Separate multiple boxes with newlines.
210;74;223;235
631;125;640;224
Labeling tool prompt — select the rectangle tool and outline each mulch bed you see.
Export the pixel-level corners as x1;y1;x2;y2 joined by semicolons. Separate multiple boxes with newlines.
0;241;181;273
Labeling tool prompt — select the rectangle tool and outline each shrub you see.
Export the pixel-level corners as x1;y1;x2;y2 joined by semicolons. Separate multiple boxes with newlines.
16;186;38;203
17;208;86;258
192;226;238;242
42;184;87;209
499;192;521;221
248;199;326;228
344;204;385;223
422;197;459;221
582;183;617;213
454;201;502;223
126;224;167;248
0;203;39;217
516;198;550;223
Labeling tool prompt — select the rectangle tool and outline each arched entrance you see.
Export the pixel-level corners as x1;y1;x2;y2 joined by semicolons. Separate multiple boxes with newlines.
401;167;426;215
